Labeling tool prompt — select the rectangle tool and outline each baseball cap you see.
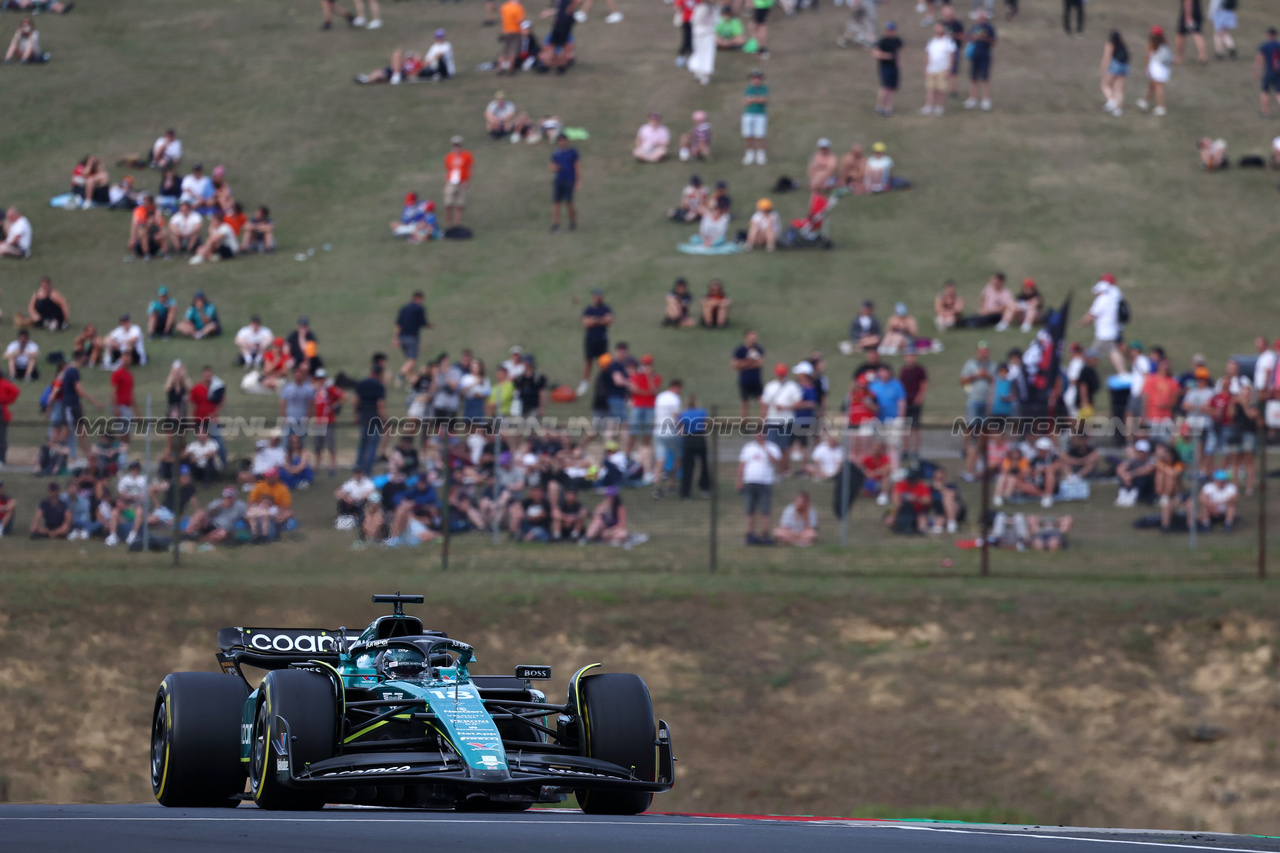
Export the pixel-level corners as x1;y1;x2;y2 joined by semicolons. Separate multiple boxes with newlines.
212;165;226;178
756;198;772;211
649;110;662;119
895;302;908;316
273;337;285;347
450;134;463;145
222;487;237;498
119;313;130;322
1101;273;1116;284
591;287;604;296
129;460;141;469
520;19;531;28
1150;24;1163;36
425;200;435;211
157;286;169;296
265;467;280;477
435;28;447;37
598;353;612;368
193;289;205;299
522;453;539;467
495;90;506;99
192;162;204;170
1213;469;1231;481
405;192;417;205
509;345;523;355
314;368;327;378
773;363;788;376
817;138;831;148
1084;347;1099;358
792;362;813;375
1135;439;1152;452
977;340;990;350
1194;366;1211;380
1129;340;1143;350
180;465;192;476
640;354;655;365
1022;278;1036;289
749;68;763;77
884;20;897;30
298;316;309;326
1034;437;1054;451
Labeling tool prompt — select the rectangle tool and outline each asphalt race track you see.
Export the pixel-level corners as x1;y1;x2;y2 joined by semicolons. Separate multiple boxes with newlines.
4;805;1280;853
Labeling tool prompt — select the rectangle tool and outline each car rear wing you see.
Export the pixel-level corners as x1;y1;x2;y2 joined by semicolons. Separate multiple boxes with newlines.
216;627;344;676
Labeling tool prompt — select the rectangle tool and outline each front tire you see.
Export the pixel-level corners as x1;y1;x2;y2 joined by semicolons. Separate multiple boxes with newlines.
574;673;656;816
151;672;250;807
249;669;336;811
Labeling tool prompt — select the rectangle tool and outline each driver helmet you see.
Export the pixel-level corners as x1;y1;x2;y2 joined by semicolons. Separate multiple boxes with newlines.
378;646;428;680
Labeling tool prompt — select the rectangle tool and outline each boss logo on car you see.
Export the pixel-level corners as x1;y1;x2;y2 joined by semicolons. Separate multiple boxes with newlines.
248;632;338;653
320;765;412;777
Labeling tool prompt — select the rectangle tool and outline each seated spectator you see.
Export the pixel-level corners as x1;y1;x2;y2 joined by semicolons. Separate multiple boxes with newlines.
667;174;706;223
715;6;745;49
176;290;220;339
103;314;145;369
1028;513;1072;550
509;481;552;542
880;303;919;354
849;300;882;352
286;316;320;372
838;143;866;194
1272;135;1280;169
859;440;893;504
864;142;893;193
710;179;731;213
189;214;238;265
185;486;247;544
553;486;587;541
885;468;932;534
807;433;844;481
185;427;220;484
807;138;838;193
409;202;439;243
1197;137;1227;171
929;467;963;534
700;279;731;327
393;192;427;237
694;195;730;247
209;166;235;217
745;198;779;252
234;316;273;367
73;322;102;366
336;470;376;519
259;337;294;391
88;433;125;479
28;482;70;540
280;434;314;491
148;466;198;530
1198;470;1238;531
167;200;203;255
996;277;1043;333
773;490;817;546
422;29;456;78
633;112;671;163
5;329;38;380
240;205;275;252
356;46;431;85
388;476;440;546
18;276;69;331
104;460;148;546
663;277;696;328
3;0;73;13
146;286;176;340
677;110;712;162
156;168;181;210
70;156;110;208
127;196;169;259
1115;438;1156;507
4;17;46;63
179;162;212;209
585;489;627;543
1153;443;1185;530
150;128;182;170
108;174;140;210
485;90;532;139
245;467;293;542
1061;433;1101;478
222;202;247;241
968;272;1012;328
511;20;544;72
1;206;33;258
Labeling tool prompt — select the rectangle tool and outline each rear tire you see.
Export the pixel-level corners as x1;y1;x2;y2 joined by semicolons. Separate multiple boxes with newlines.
151;672;250;807
574;673;656;816
249;669;336;811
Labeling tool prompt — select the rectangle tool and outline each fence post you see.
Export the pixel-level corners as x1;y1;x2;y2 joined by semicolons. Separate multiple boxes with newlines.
980;431;990;577
171;429;180;567
143;395;152;554
441;436;451;571
840;427;852;548
492;428;502;545
709;405;718;574
1190;429;1199;551
1259;417;1267;581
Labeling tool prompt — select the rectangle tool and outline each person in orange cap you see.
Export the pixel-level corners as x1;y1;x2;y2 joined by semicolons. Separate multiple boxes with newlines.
746;198;780;252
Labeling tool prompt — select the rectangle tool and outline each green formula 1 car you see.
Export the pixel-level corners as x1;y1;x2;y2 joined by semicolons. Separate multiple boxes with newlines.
151;593;674;813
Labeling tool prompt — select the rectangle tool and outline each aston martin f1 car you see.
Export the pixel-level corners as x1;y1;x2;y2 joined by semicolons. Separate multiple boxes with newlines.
151;594;674;813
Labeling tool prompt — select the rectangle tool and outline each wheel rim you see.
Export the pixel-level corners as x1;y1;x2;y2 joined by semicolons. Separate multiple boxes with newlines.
150;700;168;793
249;702;268;796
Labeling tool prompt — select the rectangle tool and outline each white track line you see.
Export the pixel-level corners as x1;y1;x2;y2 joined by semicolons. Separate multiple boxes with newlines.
878;824;1277;853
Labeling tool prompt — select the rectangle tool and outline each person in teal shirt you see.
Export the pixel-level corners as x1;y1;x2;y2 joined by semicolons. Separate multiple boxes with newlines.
176;290;221;339
741;69;769;165
147;285;177;340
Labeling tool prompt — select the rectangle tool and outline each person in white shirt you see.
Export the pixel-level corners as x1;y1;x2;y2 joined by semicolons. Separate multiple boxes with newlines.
737;431;781;544
103;315;146;369
189;216;239;265
1077;273;1126;374
241;437;288;483
336;471;377;516
422;29;455;78
633;112;672;163
179;163;213;207
864;142;893;193
652;379;684;498
807;433;844;481
150;129;183;170
745;198;780;252
5;17;46;64
4;330;39;380
485;91;529;139
234;316;274;367
1;207;33;258
1198;471;1238;530
760;362;802;473
167;201;203;254
773;490;818;547
1252;336;1277;391
185;429;221;483
1125;341;1152;433
922;22;956;115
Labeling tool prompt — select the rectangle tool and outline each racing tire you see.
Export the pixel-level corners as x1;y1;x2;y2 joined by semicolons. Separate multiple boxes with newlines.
151;672;251;807
574;673;656;816
249;669;336;811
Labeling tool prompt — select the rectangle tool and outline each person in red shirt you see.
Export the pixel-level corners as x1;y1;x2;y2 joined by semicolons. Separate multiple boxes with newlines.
846;372;878;458
110;351;136;448
260;337;294;392
189;366;227;466
886;468;932;533
626;354;661;461
0;372;18;467
443;136;474;229
858;440;892;504
310;368;346;476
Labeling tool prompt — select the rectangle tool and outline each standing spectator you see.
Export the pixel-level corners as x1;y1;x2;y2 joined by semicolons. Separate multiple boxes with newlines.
0;370;16;466
652;379;683;497
442;136;473;230
1076;348;1102;417
688;0;718;84
110;351;135;446
675;0;695;67
354;364;387;475
497;0;526;73
964;8;997;111
1219;358;1257;494
960;342;992;479
1138;26;1173;115
311;369;344;477
869;364;907;435
1175;0;1207;64
900;350;928;455
678;394;711;499
579;288;611;396
732;329;765;418
773;490;818;546
1254;335;1278;392
280;367;314;439
1211;0;1238;59
1063;0;1083;36
1101;31;1130;116
5;330;38;381
176;291;220;339
737;431;781;544
550;134;580;235
873;21;903;117
747;0;773;58
1077;273;1126;374
741;69;769;165
147;286;177;340
1;207;32;259
513;354;546;418
922;21;957;116
235;316;274;368
190;366;227;465
1255;28;1280;118
627;355;661;470
394;291;430;387
760;363;801;475
633;112;671;163
61;350;101;461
